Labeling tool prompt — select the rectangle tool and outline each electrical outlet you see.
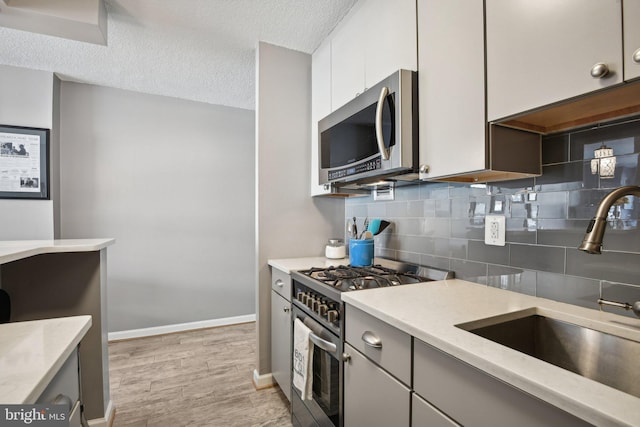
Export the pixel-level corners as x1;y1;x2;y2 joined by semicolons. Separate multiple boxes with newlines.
485;215;506;246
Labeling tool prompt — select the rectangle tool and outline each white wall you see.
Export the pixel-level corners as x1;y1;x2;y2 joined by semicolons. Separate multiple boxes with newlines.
59;82;256;332
0;64;57;240
255;42;344;376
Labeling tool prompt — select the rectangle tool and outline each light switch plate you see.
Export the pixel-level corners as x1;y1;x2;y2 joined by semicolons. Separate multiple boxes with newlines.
485;215;506;246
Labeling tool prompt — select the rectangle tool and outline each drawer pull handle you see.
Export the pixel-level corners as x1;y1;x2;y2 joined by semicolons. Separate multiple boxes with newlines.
362;331;382;348
51;394;73;413
275;279;284;287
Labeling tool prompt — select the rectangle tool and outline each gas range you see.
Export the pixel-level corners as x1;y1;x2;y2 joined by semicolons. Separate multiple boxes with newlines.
289;258;454;427
290;257;454;335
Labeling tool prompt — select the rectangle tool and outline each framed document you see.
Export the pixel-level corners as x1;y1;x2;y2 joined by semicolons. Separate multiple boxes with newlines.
0;125;49;199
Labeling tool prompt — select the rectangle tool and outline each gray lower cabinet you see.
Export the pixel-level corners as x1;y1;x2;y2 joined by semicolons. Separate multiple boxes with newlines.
344;305;411;427
343;343;410;427
413;339;592;427
411;393;460;427
36;348;82;427
270;267;291;401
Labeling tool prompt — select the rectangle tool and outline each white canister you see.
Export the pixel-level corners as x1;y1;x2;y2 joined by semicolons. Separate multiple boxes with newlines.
325;238;346;259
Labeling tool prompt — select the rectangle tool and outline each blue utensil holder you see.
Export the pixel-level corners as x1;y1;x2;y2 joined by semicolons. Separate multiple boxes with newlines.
349;239;374;267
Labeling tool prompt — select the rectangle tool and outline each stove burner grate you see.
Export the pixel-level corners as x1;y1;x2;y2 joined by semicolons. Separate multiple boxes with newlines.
302;264;431;291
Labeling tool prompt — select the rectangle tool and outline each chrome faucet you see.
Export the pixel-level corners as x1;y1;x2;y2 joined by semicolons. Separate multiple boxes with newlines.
579;185;640;318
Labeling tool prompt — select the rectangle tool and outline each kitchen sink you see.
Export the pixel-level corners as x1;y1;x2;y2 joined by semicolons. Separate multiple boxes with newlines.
456;311;640;398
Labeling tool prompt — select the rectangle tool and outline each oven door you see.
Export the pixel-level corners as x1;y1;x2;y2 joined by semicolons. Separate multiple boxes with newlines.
292;304;343;427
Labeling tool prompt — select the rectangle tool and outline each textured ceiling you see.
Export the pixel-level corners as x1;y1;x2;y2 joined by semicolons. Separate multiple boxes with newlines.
0;0;357;110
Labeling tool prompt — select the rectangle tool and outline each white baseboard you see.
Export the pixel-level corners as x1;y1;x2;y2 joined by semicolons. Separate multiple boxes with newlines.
107;314;256;341
252;369;274;389
87;399;115;427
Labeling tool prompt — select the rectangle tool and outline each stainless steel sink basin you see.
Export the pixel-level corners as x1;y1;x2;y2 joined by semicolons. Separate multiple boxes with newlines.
457;313;640;398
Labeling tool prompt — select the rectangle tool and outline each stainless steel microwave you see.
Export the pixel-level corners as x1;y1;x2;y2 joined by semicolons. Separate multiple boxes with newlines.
318;69;418;185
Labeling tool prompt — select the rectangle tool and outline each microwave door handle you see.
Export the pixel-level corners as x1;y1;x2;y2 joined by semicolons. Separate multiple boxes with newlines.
309;331;338;356
375;86;390;160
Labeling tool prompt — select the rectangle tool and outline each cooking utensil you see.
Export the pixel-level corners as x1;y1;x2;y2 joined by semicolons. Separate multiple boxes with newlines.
374;220;391;235
368;218;382;235
352;216;357;239
358;217;370;239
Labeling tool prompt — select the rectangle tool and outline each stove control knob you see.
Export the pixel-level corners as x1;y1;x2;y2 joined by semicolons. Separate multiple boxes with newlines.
318;304;328;316
297;292;305;303
307;297;316;309
327;310;339;323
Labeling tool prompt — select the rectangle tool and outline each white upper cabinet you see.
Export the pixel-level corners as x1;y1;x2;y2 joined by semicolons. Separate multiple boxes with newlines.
331;0;417;111
364;0;417;89
417;0;487;179
331;1;368;111
624;0;640;81
486;0;623;122
311;39;332;196
311;0;417;195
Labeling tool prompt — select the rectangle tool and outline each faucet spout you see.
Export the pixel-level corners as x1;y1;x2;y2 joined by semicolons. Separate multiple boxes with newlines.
578;185;640;254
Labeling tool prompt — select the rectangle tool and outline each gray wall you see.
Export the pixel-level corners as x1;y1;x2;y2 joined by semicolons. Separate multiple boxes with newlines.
347;118;640;318
0;64;58;240
59;82;256;332
255;42;344;376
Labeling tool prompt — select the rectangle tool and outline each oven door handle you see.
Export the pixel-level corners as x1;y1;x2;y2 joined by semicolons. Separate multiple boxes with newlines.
309;331;337;355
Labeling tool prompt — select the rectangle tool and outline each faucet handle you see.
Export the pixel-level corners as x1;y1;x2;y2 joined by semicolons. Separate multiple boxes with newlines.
597;298;640;318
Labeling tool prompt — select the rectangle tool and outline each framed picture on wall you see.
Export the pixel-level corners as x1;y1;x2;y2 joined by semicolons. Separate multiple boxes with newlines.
0;124;50;200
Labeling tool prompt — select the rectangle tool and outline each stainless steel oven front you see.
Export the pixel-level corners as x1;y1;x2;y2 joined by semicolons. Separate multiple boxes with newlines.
291;304;343;427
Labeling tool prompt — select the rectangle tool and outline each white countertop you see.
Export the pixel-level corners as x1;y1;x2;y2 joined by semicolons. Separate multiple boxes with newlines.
268;256;349;273
0;239;115;265
0;315;92;404
342;279;640;427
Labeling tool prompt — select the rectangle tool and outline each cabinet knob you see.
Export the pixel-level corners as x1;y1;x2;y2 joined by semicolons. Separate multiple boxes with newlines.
633;48;640;64
275;279;284;288
419;164;430;174
590;63;610;79
342;353;352;362
283;307;290;313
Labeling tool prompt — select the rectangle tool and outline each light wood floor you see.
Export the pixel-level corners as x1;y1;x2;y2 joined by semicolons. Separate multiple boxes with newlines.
108;322;292;427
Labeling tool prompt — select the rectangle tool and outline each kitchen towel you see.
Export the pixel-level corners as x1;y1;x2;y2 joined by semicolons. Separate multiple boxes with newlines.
292;318;314;400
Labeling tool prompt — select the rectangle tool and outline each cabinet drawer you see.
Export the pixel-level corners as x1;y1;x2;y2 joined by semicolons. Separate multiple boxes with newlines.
344;305;411;385
271;268;291;300
414;339;591;427
412;392;460;427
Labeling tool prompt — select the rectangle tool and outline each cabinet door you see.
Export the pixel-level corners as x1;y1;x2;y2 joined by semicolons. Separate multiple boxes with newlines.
486;0;623;122
311;39;332;197
417;0;486;179
365;0;417;89
624;0;640;81
343;343;410;427
331;1;367;110
270;290;291;401
412;393;460;427
414;339;591;427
